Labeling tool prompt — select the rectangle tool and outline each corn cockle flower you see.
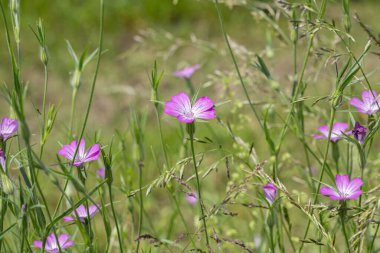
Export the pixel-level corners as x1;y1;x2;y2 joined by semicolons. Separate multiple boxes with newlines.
186;192;198;205
0;117;18;141
63;204;99;223
164;92;216;123
350;90;380;115
313;122;349;142
262;183;277;205
58;139;100;167
320;174;363;200
96;167;105;178
33;233;74;253
351;122;367;144
174;64;200;79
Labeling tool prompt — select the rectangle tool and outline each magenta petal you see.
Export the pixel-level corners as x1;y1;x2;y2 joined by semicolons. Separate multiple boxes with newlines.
174;64;200;79
177;114;195;123
333;122;349;132
350;98;365;110
362;90;377;104
320;186;338;197
62;240;74;249
348;190;363;199
33;240;43;248
335;174;350;192
63;216;74;222
0;118;18;140
313;134;325;139
164;101;182;117
347;178;364;192
83;144;100;162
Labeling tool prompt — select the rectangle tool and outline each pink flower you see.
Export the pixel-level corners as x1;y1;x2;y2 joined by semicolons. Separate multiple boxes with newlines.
0;149;5;172
174;64;200;79
164;92;216;123
262;183;277;205
0;117;18;141
186;192;198;205
320;174;363;200
63;204;99;223
96;167;105;178
33;233;74;253
313;122;349;142
58;139;100;167
350;90;380;115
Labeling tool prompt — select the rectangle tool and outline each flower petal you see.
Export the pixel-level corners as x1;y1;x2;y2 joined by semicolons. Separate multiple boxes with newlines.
83;144;100;163
320;186;339;198
33;240;43;248
335;174;350;193
347;178;364;192
350;98;365;112
164;92;192;119
347;190;363;200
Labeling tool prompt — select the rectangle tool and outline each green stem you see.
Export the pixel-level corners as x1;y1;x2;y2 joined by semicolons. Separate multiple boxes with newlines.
136;162;144;253
108;182;124;253
299;108;336;252
189;124;210;250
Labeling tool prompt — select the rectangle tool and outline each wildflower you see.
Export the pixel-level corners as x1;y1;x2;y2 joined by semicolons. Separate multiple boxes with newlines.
174;64;200;79
63;204;99;223
313;122;349;142
164;92;215;123
351;122;367;144
186;192;198;205
96;167;105;178
0;149;5;171
0;117;18;141
58;139;100;167
320;174;363;200
33;233;74;253
262;183;277;205
350;90;380;115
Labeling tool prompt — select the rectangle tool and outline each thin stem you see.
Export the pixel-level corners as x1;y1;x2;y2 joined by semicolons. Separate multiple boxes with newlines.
340;204;351;252
299;108;336;252
214;0;264;131
136;162;144;253
108;182;124;253
189;124;210;250
39;64;48;159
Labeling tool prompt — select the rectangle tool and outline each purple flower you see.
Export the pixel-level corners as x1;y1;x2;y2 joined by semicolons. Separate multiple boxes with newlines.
34;233;74;253
0;117;18;141
174;64;200;79
164;92;216;123
96;167;105;178
351;122;367;144
63;204;99;223
313;122;349;142
0;149;5;172
58;139;100;167
320;174;363;200
262;183;277;205
350;90;380;115
186;192;198;205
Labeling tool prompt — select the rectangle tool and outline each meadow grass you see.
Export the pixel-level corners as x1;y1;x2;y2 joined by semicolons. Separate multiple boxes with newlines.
1;0;380;252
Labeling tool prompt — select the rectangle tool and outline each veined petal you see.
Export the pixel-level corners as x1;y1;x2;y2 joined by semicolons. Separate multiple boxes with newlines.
347;178;364;193
320;186;339;198
335;174;350;193
332;122;349;132
347;190;363;199
350;98;365;111
362;90;377;105
83;144;100;163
